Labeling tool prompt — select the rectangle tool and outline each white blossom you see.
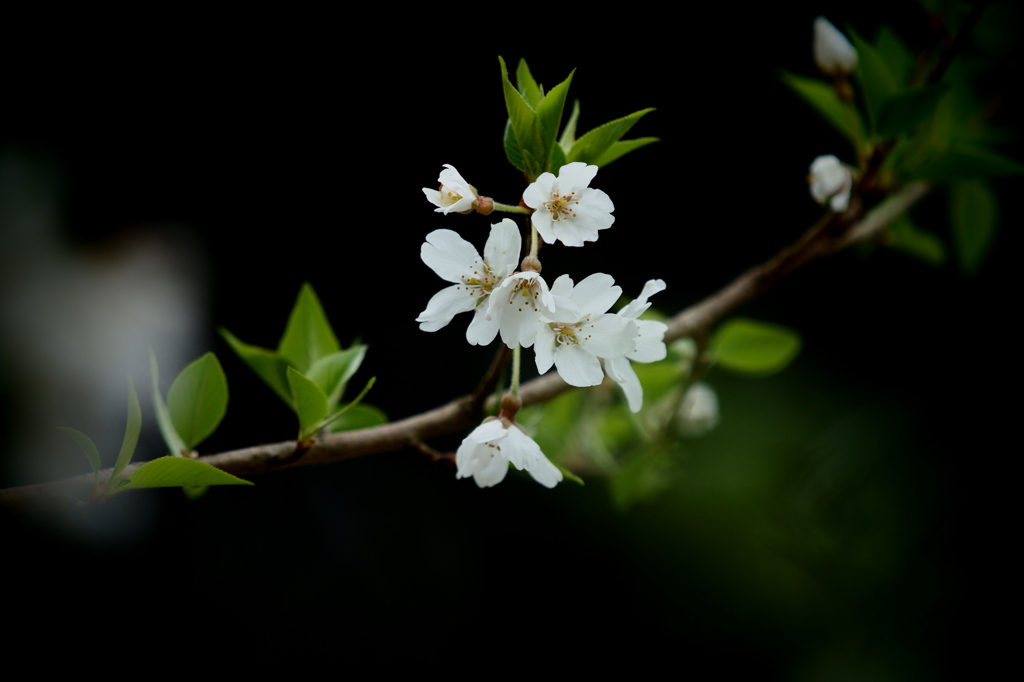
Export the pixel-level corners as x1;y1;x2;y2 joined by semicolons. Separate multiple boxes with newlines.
456;418;562;488
534;273;637;387
675;382;720;437
814;17;858;76
417;219;521;345
602;279;668;413
522;162;614;247
486;270;556;349
809;155;853;212
423;164;476;214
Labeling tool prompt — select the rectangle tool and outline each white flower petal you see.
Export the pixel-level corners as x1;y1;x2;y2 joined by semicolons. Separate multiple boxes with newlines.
465;306;500;346
554;343;605;387
417;286;478;332
571;273;621;316
604;355;643;413
630;320;668;363
421;230;481;283
554;161;598;191
584;314;637;359
619;279;667;319
456;420;561;489
483;218;522;277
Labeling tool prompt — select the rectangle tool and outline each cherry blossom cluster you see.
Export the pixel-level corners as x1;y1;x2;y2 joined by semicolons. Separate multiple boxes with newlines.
419;162;668;489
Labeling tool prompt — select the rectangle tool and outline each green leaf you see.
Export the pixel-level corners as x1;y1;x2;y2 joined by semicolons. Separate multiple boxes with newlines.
58;427;101;483
780;71;866;145
277;283;341;372
220;328;293;406
287;367;328;441
167;353;228;452
567;108;655;166
886;216;946;266
327;403;388;432
950;180;998;274
149;350;188;457
876;84;950;138
534;68;574;172
499;56;545;180
306;345;366;407
711;318;802;376
559;99;581;153
110;377;142;491
321;377;376;432
119;456;252;491
594;137;660;168
503;119;526;173
874;25;915;87
850;28;901;132
913;145;1024;182
515;58;543;107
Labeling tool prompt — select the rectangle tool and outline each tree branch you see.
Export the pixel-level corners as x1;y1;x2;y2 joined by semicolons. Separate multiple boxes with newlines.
0;182;930;509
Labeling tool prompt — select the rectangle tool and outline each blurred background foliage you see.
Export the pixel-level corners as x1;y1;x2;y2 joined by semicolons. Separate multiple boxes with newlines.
1;2;1018;677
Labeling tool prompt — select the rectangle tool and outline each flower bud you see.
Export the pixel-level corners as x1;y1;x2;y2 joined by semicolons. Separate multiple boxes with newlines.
474;196;494;215
808;155;853;212
814;17;858;76
499;393;522;420
520;256;542;273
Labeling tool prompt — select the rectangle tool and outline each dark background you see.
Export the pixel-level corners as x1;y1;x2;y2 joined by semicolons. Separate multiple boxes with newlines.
1;3;1018;677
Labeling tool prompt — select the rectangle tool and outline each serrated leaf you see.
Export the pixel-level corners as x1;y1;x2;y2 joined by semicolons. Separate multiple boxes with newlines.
110;377;142;490
277;283;341;372
711;318;802;376
567;108;655;166
503;119;526;173
287;367;328;441
594;137;660;168
850;28;901;133
59;427;101;483
780;71;866;145
876;84;950;138
950;180;998;274
559;99;580;153
119;456;252;490
168;352;228;451
306;345;366;407
515;58;543;107
887;216;946;266
913;145;1024;182
327;403;388;432
220;328;293;406
549;143;567;176
500;56;545;180
150;350;187;457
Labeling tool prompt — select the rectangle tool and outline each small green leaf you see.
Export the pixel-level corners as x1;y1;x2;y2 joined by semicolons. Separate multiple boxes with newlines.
874;25;915;87
503;119;526;173
278;283;341;372
168;353;228;452
287;367;328;441
110;377;142;491
534;68;574;172
515;58;543;107
119;456;252;490
711;318;802;376
876;84;950;138
780;71;866;145
499;56;545;180
220;328;292;406
327;403;388;432
950;180;998;274
913;145;1024;182
59;427;101;483
567;108;655;166
306;345;367;407
594;137;660;168
850;28;901;132
558;99;581;153
150;350;187;456
886;216;946;266
321;377;376;432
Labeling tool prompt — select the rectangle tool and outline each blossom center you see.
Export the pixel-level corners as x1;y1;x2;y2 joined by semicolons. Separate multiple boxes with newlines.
508;279;542;313
458;259;499;303
543;190;579;222
550;316;595;346
438;184;464;207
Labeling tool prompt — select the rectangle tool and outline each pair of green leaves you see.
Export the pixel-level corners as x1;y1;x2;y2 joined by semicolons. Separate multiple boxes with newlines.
499;57;657;182
61;375;250;501
221;283;380;443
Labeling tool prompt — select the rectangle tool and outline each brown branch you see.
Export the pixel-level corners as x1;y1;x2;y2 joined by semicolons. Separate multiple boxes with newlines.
0;182;930;509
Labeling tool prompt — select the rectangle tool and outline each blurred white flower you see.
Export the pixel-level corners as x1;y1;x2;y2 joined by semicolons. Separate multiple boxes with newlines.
676;382;720;437
456;418;562;488
522;162;614;247
814;17;858;76
809;155;853;212
422;164;476;214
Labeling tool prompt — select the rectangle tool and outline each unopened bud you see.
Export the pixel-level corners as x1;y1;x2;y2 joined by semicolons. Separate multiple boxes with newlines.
474;196;494;215
499;393;522;420
814;17;858;77
675;382;720;437
520;256;542;273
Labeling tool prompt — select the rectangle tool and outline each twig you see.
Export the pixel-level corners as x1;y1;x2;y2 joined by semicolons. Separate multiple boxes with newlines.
0;182;931;509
